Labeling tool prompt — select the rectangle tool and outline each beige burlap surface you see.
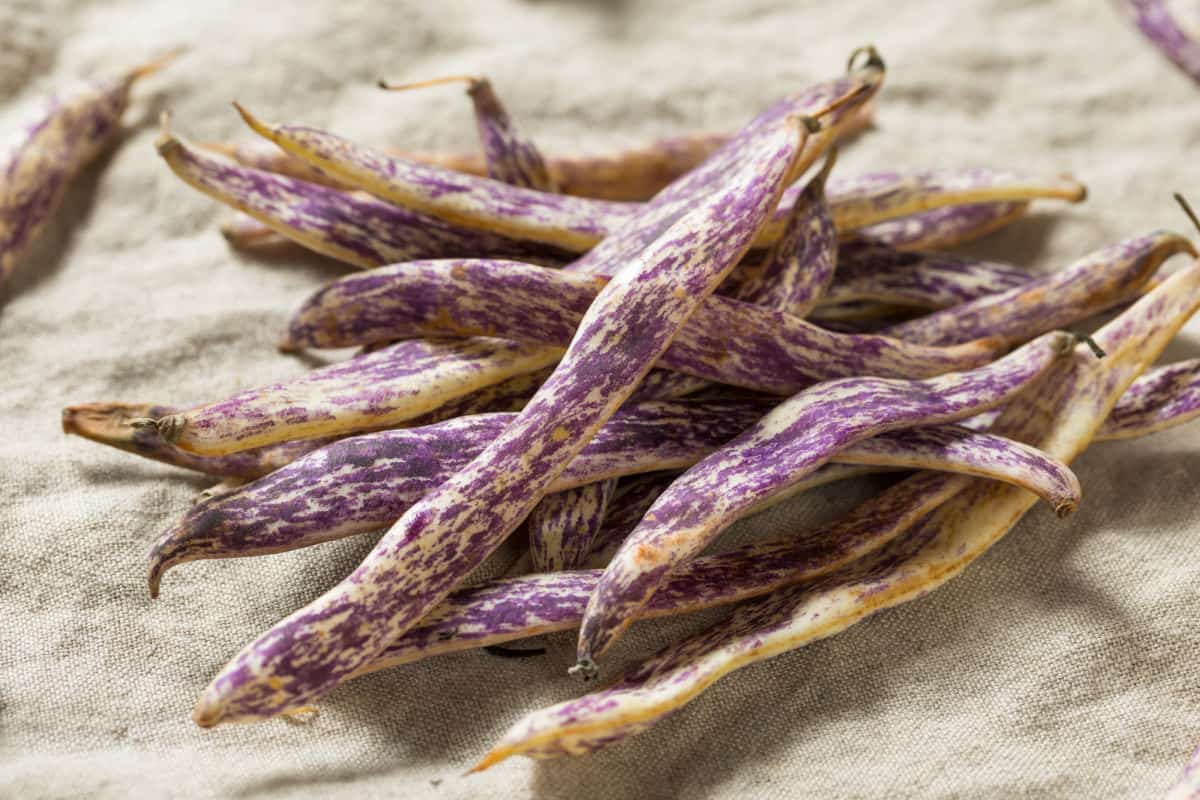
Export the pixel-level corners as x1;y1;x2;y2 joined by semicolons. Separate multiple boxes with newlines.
2;1;1198;797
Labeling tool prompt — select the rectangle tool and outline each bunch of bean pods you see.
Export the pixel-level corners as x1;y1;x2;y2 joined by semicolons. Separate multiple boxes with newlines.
52;46;1200;770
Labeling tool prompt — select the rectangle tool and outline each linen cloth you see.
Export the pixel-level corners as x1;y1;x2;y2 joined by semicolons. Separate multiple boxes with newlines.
1;1;1198;797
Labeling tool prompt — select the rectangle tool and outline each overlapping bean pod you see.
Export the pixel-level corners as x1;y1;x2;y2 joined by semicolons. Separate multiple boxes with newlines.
477;257;1200;764
853;201;1030;251
1;51;180;286
190;108;808;726
573;332;1074;669
1116;0;1200;84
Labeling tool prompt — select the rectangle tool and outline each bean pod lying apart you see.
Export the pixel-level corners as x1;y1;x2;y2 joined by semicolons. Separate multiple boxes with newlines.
61;46;1200;777
1;51;180;287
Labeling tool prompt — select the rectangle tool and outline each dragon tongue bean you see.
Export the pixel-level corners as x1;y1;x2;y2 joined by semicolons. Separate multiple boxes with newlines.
191;113;809;727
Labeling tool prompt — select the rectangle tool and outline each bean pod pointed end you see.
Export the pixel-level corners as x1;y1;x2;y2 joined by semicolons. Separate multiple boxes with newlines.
232;101;275;142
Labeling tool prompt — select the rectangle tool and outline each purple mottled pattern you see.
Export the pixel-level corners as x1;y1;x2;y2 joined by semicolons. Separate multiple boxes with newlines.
527;480;615;572
576;332;1072;663
464;79;558;192
2;71;139;284
148;397;768;592
193;118;804;725
825;237;1033;309
282;259;1002;395
854;201;1029;251
158;135;567;269
1116;0;1200;84
1098;358;1200;439
885;232;1195;346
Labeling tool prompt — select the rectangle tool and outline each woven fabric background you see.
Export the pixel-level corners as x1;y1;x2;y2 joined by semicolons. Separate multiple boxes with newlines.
1;1;1198;797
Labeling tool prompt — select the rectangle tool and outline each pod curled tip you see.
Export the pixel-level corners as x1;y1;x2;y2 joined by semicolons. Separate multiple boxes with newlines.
1054;500;1079;518
847;45;885;76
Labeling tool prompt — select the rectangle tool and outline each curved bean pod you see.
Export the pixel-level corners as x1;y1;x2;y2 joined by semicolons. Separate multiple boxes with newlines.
885;231;1196;346
1095;358;1200;440
233;57;883;257
200;130;734;202
822;237;1033;309
191;114;807;727
482;257;1200;764
575;331;1074;667
379;75;558;191
1;51;180;286
62;402;329;480
528;480;616;572
1115;0;1200;84
152;338;562;455
280;259;1003;395
853;201;1030;251
157;123;566;269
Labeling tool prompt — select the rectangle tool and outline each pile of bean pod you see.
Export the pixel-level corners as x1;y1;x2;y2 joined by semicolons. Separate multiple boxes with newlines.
46;46;1200;769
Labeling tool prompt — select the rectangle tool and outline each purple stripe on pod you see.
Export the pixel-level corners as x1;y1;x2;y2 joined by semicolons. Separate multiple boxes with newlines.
528;480;616;573
1115;0;1200;83
359;430;1077;673
852;201;1030;251
191;114;808;726
483;257;1200;763
281;259;1004;394
823;237;1034;309
1;51;180;286
885;231;1197;346
157;124;568;270
158;337;562;455
235;55;884;259
575;331;1075;667
1096;358;1200;440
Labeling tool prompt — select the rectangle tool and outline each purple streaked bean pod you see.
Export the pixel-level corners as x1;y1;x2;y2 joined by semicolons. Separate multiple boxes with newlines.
191;114;807;727
527;481;615;573
821;237;1034;309
574;331;1074;668
853;201;1029;251
885;231;1196;346
200;130;734;202
1;51;180;286
157;123;568;270
807;169;1083;234
1115;0;1200;84
63;366;548;479
731;151;838;316
379;75;558;192
152;337;562;455
62;402;330;480
232;55;884;257
360;463;1026;675
1097;358;1200;440
485;257;1200;763
149;398;1071;590
280;259;1003;395
582;473;678;568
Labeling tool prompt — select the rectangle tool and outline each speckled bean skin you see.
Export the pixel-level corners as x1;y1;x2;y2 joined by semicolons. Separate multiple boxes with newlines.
202;130;733;202
354;429;1076;673
528;481;616;572
811;169;1083;234
1116;0;1200;84
482;259;1200;764
61;402;331;480
166;338;562;455
281;259;1003;394
147;398;768;594
732;155;838;316
457;78;558;191
235;59;883;257
575;332;1073;665
852;201;1030;251
191;117;805;727
1;56;173;285
157;131;567;270
822;237;1033;309
1096;358;1200;439
886;232;1196;346
582;474;678;568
